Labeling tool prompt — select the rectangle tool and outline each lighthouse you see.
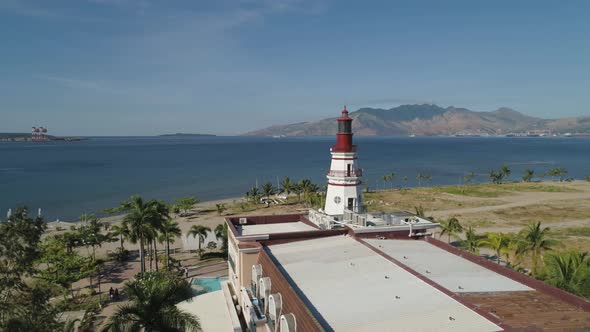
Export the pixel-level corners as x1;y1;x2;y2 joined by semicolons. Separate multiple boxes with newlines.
324;106;362;216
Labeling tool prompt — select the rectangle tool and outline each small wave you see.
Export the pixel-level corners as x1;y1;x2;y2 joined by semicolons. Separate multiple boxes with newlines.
0;168;25;171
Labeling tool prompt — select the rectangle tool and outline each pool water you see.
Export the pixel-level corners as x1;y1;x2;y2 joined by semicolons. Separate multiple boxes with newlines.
191;277;228;295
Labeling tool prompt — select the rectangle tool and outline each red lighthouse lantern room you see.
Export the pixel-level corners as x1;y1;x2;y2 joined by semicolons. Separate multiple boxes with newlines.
332;106;355;152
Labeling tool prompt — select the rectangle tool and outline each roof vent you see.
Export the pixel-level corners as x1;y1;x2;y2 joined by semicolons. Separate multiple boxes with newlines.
239;217;248;225
280;313;297;332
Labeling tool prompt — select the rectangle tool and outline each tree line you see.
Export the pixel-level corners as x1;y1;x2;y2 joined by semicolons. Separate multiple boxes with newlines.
370;165;578;190
245;176;325;209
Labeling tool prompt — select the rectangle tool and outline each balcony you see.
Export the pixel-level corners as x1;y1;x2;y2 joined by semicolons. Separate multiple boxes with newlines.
327;169;362;177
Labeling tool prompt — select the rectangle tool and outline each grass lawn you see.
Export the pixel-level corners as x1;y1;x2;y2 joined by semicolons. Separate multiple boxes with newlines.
493;200;590;225
435;182;580;198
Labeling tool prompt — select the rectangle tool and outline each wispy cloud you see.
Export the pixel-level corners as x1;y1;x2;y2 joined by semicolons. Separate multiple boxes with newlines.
37;75;104;91
0;0;63;18
0;0;120;21
34;74;187;106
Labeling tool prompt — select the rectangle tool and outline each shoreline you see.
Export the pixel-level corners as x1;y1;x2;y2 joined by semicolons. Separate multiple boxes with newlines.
44;179;587;228
41;180;590;261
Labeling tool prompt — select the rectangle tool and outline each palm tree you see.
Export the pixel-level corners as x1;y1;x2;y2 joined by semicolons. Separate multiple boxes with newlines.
522;169;535;182
557;167;568;182
547;167;568;182
214;223;228;257
262;182;275;199
517;221;559;276
188;225;211;259
119;196;159;275
298;179;318;205
439;217;463;243
159;219;181;271
248;187;261;204
489;170;504;184
292;184;302;202
424;173;432;187
501;164;511;181
460;226;482;254
463;172;476;184
547;168;558;181
215;203;226;215
280;176;294;196
543;250;590;297
501;233;522;268
110;223;130;253
144;224;158;272
149;201;170;272
389;172;396;189
301;182;320;207
102;272;201;332
480;232;510;264
416;173;424;187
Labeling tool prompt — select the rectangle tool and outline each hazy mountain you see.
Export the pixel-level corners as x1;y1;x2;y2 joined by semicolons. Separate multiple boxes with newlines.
244;104;589;136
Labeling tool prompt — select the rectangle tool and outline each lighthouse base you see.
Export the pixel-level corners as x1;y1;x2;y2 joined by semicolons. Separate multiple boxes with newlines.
324;184;361;216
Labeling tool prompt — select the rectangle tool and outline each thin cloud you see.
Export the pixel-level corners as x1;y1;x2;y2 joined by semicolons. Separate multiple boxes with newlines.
37;75;103;91
0;0;62;18
34;74;185;106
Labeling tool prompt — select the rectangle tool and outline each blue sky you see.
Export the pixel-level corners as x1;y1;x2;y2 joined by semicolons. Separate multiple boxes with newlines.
1;0;589;135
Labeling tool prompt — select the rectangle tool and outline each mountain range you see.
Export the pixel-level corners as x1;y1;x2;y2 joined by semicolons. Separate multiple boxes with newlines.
244;104;590;136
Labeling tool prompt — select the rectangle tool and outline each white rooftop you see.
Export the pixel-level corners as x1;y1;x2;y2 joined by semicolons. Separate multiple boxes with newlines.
268;236;501;332
364;239;531;293
177;290;234;332
238;221;316;236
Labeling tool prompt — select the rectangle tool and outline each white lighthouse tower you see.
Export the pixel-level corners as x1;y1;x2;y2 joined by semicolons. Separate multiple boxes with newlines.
324;106;362;216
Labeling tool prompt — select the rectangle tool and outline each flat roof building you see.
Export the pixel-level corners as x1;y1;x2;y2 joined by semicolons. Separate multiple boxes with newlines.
221;213;590;332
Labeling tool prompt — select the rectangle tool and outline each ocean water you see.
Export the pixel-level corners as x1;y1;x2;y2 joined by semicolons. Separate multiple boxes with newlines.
1;136;589;221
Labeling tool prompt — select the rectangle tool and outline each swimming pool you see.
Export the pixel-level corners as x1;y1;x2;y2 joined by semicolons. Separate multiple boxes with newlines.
191;277;228;295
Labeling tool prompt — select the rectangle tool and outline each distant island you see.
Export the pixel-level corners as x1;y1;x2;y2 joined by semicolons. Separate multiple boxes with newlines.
0;133;86;142
244;104;590;137
158;133;217;137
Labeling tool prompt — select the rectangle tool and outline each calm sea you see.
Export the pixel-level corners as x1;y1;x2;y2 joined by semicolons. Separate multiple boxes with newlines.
1;136;588;221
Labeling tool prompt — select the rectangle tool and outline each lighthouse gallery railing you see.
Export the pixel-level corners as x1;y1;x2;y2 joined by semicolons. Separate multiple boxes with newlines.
327;169;362;177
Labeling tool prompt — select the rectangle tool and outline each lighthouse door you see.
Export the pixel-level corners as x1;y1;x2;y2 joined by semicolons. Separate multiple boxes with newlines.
347;198;354;210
